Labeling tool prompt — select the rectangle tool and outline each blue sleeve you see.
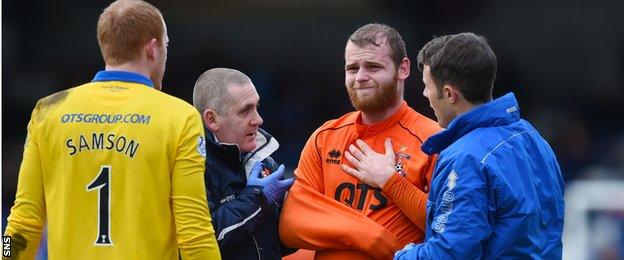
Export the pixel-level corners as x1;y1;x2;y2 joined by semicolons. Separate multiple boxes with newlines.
207;157;284;250
208;185;265;250
395;156;492;259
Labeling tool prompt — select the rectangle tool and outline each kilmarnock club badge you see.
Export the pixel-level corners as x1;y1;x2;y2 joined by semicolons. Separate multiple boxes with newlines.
395;145;411;177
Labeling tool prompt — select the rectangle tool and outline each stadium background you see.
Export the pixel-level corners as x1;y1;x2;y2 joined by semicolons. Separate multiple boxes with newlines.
3;0;623;259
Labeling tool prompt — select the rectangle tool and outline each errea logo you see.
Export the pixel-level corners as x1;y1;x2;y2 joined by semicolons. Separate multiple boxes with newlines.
447;170;458;190
325;149;342;165
433;170;458;234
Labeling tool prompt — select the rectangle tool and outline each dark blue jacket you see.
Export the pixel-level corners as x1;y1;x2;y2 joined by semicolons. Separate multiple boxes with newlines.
203;128;296;260
395;93;565;259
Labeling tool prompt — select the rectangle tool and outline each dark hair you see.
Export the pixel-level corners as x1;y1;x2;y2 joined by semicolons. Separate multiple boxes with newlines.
417;32;496;104
348;23;407;67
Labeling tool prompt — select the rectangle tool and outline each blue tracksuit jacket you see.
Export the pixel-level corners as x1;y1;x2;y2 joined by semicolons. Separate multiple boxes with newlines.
204;128;296;259
395;93;565;259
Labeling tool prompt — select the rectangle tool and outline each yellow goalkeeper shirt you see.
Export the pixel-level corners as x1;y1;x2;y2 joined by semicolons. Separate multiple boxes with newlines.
5;71;220;260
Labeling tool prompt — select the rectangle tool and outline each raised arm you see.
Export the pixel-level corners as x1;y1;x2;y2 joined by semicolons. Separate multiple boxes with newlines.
342;138;430;231
209;162;293;250
279;132;402;259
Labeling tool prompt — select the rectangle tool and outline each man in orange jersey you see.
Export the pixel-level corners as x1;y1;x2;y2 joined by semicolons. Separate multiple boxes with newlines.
279;23;441;260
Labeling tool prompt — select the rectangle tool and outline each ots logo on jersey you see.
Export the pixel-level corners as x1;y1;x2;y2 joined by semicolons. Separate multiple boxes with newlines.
334;182;388;211
325;149;342;165
197;136;207;158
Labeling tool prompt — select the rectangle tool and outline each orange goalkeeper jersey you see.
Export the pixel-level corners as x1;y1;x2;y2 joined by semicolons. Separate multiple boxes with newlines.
280;101;441;260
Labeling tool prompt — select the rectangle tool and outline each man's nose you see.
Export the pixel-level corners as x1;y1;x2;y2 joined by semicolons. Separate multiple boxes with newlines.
355;68;369;82
251;109;263;126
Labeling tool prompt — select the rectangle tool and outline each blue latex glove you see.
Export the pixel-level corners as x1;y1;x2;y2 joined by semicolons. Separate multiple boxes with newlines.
247;162;295;205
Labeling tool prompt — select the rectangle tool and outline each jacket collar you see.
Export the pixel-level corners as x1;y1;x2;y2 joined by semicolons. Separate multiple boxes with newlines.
421;92;521;155
205;128;279;176
205;130;242;166
242;129;279;175
92;70;154;88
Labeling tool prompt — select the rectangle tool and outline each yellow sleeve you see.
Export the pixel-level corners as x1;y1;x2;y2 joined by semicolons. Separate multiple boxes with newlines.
4;104;45;260
172;111;220;260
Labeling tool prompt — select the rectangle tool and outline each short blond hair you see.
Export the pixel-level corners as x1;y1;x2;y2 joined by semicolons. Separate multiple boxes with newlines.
97;0;164;65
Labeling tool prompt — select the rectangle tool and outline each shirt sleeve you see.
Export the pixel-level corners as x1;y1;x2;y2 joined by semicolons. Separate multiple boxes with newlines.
382;153;436;231
394;155;492;259
172;111;221;260
207;184;264;249
4;103;46;260
279;130;402;260
382;174;429;231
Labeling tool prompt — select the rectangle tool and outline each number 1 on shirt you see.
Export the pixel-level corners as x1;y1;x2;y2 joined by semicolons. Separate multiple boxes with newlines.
86;165;113;246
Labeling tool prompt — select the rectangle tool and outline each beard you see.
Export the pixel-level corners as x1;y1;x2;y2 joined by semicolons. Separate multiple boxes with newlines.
347;73;400;113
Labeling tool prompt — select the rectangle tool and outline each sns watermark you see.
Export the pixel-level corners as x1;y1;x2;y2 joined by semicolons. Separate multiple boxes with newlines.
2;236;10;257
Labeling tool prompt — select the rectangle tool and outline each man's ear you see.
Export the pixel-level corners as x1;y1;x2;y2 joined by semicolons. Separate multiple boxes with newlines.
203;109;219;132
397;57;411;81
145;38;159;61
443;84;461;104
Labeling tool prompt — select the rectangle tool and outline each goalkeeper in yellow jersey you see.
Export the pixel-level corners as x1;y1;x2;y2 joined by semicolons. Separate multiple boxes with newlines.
3;0;220;259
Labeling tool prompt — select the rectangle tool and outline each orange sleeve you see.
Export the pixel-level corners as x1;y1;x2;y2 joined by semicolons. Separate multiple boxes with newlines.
290;129;325;192
381;154;437;232
382;173;428;232
280;182;402;259
279;130;402;260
